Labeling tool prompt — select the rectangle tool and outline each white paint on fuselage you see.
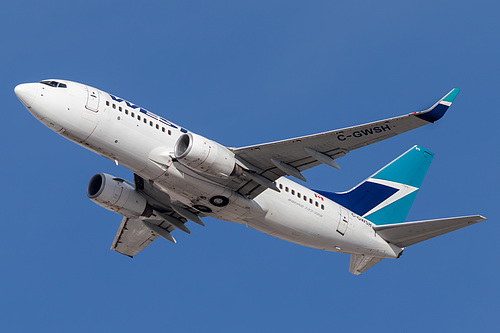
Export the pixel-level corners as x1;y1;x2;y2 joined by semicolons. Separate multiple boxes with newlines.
252;178;398;256
18;80;401;259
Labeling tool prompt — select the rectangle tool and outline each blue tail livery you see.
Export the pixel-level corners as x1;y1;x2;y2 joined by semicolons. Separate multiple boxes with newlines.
317;145;434;225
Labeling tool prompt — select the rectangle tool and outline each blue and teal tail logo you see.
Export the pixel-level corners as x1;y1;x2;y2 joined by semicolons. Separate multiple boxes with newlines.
317;145;434;225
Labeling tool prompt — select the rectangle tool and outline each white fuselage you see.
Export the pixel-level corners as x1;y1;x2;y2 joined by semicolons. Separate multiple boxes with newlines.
16;80;401;258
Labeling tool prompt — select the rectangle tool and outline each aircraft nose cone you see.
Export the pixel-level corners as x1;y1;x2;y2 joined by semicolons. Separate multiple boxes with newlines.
15;83;38;108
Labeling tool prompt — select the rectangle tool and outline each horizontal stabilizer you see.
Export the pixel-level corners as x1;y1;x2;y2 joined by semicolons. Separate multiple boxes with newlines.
374;215;486;248
349;254;384;275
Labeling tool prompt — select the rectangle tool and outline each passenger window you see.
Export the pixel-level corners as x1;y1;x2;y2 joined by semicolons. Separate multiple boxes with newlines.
156;124;159;129
309;198;313;204
279;184;283;190
112;104;116;109
131;112;135;118
297;193;301;198
119;106;122;111
303;196;307;201
138;115;141;120
315;202;318;207
285;187;289;192
321;204;325;210
291;189;295;195
106;101;109;106
168;130;171;135
150;121;153;126
162;127;165;132
125;110;129;115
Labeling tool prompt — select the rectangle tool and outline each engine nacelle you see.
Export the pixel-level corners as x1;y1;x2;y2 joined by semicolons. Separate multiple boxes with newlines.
174;133;242;178
87;173;152;217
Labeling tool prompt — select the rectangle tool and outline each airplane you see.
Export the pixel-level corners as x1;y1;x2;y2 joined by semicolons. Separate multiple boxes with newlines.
14;80;486;275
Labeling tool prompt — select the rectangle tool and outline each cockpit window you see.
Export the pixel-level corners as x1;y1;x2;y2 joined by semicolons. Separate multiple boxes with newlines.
40;80;67;88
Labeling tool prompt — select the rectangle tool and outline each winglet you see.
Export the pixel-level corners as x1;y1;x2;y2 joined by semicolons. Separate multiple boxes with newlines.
414;88;460;123
442;88;460;103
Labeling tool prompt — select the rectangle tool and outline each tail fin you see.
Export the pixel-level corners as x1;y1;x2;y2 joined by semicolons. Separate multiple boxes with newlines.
317;145;434;225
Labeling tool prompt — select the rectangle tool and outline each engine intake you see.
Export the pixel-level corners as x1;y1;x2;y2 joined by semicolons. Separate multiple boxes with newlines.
174;133;242;178
87;173;152;217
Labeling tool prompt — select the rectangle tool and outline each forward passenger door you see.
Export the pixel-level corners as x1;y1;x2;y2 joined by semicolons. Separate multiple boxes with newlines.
85;86;100;112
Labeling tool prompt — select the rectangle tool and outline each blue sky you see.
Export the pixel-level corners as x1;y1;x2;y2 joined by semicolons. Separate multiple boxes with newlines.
1;1;498;331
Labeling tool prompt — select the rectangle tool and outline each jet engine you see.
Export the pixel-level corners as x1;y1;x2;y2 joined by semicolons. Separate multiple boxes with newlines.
174;133;242;178
87;173;152;217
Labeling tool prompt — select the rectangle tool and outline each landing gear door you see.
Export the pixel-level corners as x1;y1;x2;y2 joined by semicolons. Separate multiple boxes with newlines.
337;208;349;235
85;86;100;112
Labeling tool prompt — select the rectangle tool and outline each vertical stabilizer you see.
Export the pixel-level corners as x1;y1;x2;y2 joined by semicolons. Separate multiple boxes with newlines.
317;146;434;225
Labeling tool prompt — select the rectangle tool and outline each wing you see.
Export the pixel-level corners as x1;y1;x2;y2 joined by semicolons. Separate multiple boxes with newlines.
233;89;459;198
111;217;160;257
110;212;197;257
110;174;203;257
373;215;486;248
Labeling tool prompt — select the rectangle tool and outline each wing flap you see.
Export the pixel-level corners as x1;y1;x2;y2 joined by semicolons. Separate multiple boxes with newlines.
111;217;159;257
373;215;486;248
108;174;203;257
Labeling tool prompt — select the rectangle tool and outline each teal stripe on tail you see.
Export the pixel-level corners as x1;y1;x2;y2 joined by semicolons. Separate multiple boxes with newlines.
316;146;434;225
363;145;434;225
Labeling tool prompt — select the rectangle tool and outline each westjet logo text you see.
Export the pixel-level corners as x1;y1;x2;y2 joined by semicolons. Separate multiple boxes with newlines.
109;94;188;133
337;124;391;141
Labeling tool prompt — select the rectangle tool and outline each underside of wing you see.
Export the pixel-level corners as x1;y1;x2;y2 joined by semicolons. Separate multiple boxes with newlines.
231;89;459;198
111;214;187;257
373;215;486;248
110;175;203;257
111;217;160;257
